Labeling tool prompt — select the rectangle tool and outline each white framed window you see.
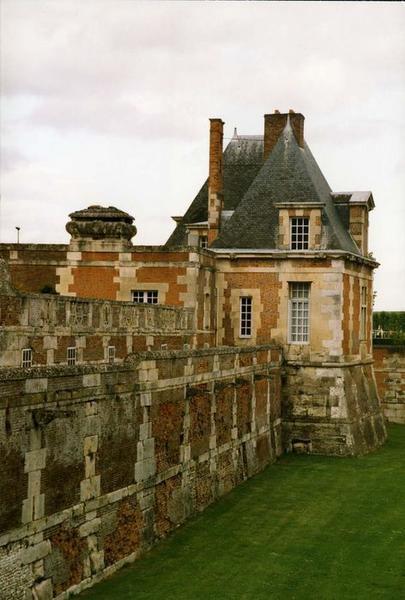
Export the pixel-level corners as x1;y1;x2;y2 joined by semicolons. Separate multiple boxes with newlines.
289;282;310;343
67;347;77;365
360;285;367;340
240;297;252;337
22;348;32;368
107;345;115;363
290;217;309;250
200;236;208;249
132;290;158;304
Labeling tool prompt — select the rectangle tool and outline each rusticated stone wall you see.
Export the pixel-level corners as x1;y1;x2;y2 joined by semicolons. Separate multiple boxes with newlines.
373;344;405;424
282;361;386;455
0;345;281;599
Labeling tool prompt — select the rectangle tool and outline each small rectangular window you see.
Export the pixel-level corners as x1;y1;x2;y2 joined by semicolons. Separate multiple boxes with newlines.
107;345;115;363
290;217;309;250
200;236;208;249
240;297;252;337
132;290;158;304
22;348;32;368
360;285;367;340
67;347;77;365
289;283;310;343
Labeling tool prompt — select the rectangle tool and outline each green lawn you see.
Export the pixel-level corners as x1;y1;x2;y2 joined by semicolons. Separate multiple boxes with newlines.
81;424;405;600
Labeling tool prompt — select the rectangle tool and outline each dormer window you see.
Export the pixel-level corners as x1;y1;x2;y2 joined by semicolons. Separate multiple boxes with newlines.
200;236;208;249
290;217;309;250
277;204;322;251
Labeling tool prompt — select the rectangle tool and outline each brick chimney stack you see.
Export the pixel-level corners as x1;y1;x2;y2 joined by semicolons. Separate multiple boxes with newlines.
208;118;224;245
288;110;305;148
263;110;305;160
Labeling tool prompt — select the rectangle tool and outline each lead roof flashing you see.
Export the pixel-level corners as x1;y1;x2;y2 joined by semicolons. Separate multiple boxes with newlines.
275;202;326;209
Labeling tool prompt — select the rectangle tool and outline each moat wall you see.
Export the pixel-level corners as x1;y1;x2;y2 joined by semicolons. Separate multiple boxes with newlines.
373;344;405;424
0;345;281;599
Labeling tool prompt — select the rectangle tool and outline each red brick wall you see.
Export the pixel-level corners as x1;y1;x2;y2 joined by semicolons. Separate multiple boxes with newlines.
69;266;119;300
135;266;187;305
10;264;60;293
222;271;281;345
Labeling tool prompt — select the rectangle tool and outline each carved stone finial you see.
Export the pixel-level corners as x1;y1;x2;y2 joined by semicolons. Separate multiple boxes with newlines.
66;205;136;242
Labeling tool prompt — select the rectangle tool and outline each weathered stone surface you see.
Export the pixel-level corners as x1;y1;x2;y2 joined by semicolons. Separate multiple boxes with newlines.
374;345;405;424
32;579;53;600
22;541;51;565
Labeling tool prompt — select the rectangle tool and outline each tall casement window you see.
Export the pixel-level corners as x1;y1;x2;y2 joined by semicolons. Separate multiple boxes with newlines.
240;296;252;337
360;285;367;340
289;282;310;343
199;235;208;249
132;290;158;304
290;217;309;250
21;348;32;368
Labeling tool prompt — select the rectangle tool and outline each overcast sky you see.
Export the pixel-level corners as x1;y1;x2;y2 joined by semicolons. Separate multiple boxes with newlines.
1;1;404;310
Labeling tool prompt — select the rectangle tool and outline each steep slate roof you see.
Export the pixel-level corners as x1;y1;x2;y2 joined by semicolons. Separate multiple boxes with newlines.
165;134;264;247
212;120;360;254
166;119;361;255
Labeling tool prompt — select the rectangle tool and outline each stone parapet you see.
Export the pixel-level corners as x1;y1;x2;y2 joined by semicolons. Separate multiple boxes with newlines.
0;289;194;368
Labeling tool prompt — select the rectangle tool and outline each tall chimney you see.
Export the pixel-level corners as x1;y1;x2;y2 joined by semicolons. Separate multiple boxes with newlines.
289;110;305;148
263;112;288;160
208;118;224;245
263;110;305;160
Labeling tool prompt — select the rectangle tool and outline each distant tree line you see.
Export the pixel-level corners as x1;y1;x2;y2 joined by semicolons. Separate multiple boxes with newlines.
373;311;405;345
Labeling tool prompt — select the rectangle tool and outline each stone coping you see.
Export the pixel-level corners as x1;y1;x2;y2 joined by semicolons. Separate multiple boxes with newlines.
0;344;280;380
0;289;193;311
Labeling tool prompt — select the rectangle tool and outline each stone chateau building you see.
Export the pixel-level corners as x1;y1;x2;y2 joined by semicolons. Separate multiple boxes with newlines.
0;110;388;599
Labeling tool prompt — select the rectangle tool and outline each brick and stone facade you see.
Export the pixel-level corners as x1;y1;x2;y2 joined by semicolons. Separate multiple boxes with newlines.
0;109;389;598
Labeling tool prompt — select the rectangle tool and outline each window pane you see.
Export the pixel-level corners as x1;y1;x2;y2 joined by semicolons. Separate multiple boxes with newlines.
240;297;252;336
289;283;310;342
290;217;309;250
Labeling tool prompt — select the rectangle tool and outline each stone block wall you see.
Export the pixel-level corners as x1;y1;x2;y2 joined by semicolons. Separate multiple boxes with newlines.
373;344;405;423
282;361;386;455
0;345;281;599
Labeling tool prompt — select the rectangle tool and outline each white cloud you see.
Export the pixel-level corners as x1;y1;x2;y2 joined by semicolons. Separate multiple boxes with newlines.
1;0;404;309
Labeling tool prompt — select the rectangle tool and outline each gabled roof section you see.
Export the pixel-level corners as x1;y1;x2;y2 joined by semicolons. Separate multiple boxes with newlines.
331;191;374;210
212;120;360;254
165;134;263;247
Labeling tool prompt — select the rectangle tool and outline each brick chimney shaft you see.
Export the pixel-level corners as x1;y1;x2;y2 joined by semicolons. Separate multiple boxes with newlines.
263;111;305;160
209;119;224;194
208;118;224;244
